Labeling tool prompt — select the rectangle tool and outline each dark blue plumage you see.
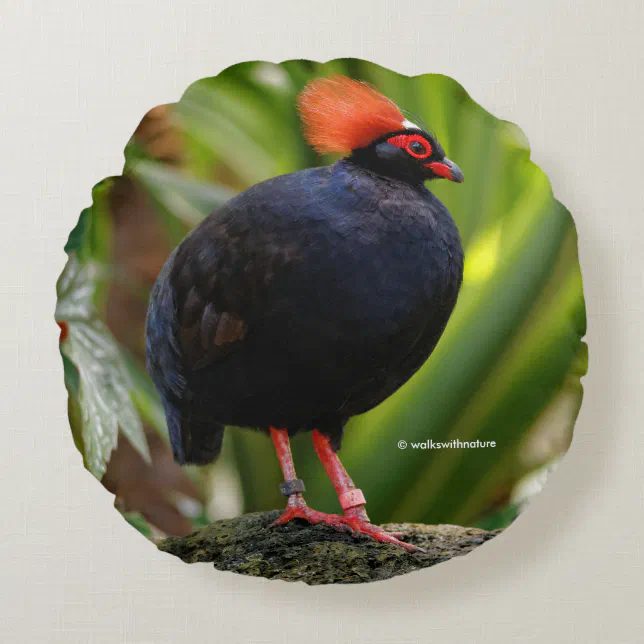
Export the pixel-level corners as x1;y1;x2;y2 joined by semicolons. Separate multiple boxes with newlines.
146;157;463;464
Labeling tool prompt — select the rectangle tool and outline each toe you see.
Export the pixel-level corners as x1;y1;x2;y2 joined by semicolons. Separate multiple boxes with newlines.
342;518;421;552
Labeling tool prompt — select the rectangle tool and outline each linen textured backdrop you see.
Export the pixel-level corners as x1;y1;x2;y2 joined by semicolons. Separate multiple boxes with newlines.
2;1;642;642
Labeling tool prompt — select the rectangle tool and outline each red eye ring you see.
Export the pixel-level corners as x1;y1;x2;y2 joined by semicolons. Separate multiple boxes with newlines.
387;133;432;159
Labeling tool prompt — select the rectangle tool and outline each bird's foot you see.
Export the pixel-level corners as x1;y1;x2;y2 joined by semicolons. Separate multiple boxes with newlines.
272;505;421;553
272;505;352;532
339;515;422;553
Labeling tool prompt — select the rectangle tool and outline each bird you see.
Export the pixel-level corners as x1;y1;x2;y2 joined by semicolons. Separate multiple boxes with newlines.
145;76;465;552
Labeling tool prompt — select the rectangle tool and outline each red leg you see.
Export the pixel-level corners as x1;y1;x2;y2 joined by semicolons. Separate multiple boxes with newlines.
311;430;419;552
270;428;350;530
270;427;300;508
270;428;418;552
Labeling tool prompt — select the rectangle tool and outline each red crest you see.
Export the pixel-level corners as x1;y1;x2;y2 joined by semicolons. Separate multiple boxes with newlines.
298;76;406;154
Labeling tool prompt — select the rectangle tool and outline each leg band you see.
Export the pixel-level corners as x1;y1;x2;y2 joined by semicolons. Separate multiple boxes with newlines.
279;478;306;497
338;488;366;510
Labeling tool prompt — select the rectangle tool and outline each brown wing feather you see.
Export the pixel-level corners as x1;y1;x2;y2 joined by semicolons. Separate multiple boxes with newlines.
178;290;248;371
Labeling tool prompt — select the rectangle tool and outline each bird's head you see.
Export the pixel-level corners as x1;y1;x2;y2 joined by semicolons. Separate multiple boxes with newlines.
298;76;464;186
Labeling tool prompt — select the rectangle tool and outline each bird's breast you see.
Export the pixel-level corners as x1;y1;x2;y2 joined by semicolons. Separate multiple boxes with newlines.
270;199;460;367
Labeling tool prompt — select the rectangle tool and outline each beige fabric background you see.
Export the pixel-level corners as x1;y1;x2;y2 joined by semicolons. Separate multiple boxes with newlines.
1;0;642;641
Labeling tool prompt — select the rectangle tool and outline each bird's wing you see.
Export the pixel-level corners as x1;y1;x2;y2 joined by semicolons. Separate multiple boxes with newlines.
175;281;249;372
167;192;308;373
166;165;349;375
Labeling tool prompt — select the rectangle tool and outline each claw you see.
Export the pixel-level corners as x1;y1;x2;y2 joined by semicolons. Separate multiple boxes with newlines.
273;506;421;552
271;505;350;531
342;516;422;552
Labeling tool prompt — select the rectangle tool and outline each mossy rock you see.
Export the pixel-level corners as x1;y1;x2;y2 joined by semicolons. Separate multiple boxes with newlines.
158;510;501;585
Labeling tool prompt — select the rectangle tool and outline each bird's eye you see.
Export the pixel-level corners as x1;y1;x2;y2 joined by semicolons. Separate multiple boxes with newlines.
387;133;433;158
408;141;426;155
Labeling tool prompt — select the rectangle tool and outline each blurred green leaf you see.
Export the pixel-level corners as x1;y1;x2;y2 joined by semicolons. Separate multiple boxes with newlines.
56;256;151;478
122;350;169;441
475;503;521;531
130;161;235;245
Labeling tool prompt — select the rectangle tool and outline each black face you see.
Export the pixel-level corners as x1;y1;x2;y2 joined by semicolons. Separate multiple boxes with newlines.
349;129;464;186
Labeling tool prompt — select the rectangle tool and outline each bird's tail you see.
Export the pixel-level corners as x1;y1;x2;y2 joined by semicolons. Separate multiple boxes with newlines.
164;400;225;466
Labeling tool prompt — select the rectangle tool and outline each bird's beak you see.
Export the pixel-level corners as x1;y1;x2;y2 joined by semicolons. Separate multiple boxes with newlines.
425;158;464;183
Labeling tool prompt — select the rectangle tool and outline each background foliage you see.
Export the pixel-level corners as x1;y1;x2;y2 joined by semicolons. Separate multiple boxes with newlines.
55;59;587;537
